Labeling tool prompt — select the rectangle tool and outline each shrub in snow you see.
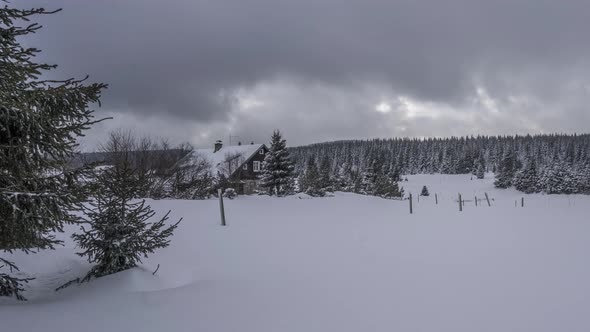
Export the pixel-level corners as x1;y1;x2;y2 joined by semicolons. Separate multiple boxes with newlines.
420;186;430;196
0;4;105;300
224;188;237;199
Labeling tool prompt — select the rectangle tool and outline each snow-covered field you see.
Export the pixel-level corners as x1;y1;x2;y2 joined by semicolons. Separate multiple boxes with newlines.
3;174;590;332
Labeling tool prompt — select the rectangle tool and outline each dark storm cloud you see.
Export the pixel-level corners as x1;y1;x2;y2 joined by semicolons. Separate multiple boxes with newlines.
18;0;590;146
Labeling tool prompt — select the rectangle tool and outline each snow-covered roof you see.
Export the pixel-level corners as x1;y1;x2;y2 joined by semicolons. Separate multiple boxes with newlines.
182;144;265;176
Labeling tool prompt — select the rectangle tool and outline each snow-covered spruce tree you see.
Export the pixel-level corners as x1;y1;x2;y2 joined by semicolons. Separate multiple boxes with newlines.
301;155;325;197
334;162;350;191
539;162;577;194
373;173;403;199
361;159;378;195
476;163;485;179
259;130;295;196
0;4;106;300
494;149;518;189
63;152;181;286
390;163;402;182
318;156;334;192
420;185;430;196
579;162;590;194
513;158;539;194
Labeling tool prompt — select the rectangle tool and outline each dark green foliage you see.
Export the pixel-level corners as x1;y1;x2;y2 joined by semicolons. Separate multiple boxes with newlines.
0;258;33;301
63;156;181;286
420;186;430;196
1;3;106;300
260;130;295;196
390;164;402;182
373;173;404;199
513;158;539;194
476;163;485;179
318;156;334;192
301;155;325;197
538;162;577;194
361;160;378;195
494;149;518;189
223;188;237;199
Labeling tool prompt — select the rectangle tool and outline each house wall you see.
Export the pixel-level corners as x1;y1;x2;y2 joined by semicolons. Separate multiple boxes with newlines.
231;146;268;181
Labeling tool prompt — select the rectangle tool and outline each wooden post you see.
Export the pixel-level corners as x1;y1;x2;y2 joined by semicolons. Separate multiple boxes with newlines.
485;192;491;206
475;196;478;207
521;197;524;207
218;188;226;226
417;194;420;203
435;193;438;205
409;193;413;214
515;200;517;207
458;193;463;212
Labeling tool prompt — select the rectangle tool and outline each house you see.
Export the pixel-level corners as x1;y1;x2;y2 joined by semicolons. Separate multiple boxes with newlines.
181;140;268;194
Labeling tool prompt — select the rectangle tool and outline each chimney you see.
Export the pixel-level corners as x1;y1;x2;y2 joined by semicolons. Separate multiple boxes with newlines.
214;140;223;153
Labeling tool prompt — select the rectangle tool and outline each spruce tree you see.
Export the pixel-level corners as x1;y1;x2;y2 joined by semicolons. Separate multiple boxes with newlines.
318;156;333;192
540;162;577;194
361;159;378;195
335;162;351;191
373;173;403;199
420;185;430;196
1;4;106;300
476;161;485;179
63;153;181;287
259;130;295;196
513;158;539;194
301;156;324;197
494;149;518;188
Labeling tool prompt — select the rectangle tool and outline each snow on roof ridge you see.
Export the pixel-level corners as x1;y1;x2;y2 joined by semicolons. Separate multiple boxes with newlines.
188;143;265;176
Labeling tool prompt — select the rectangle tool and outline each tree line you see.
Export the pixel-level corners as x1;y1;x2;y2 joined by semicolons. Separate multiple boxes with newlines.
290;135;590;195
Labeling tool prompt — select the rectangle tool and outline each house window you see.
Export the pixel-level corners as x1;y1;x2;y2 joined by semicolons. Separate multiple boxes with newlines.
253;161;261;172
243;163;248;170
259;149;264;155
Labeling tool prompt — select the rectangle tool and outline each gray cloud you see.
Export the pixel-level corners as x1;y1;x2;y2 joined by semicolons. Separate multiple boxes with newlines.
19;0;590;149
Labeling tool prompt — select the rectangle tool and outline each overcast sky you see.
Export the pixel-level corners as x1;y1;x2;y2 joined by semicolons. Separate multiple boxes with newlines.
20;0;590;150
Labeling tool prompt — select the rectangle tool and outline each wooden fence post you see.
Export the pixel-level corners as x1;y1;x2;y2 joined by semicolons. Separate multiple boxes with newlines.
475;196;478;207
435;193;438;205
409;193;413;214
521;197;524;207
485;192;491;206
218;188;226;226
459;193;463;212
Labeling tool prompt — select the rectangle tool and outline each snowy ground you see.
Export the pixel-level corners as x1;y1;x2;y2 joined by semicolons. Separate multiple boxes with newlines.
3;174;590;332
